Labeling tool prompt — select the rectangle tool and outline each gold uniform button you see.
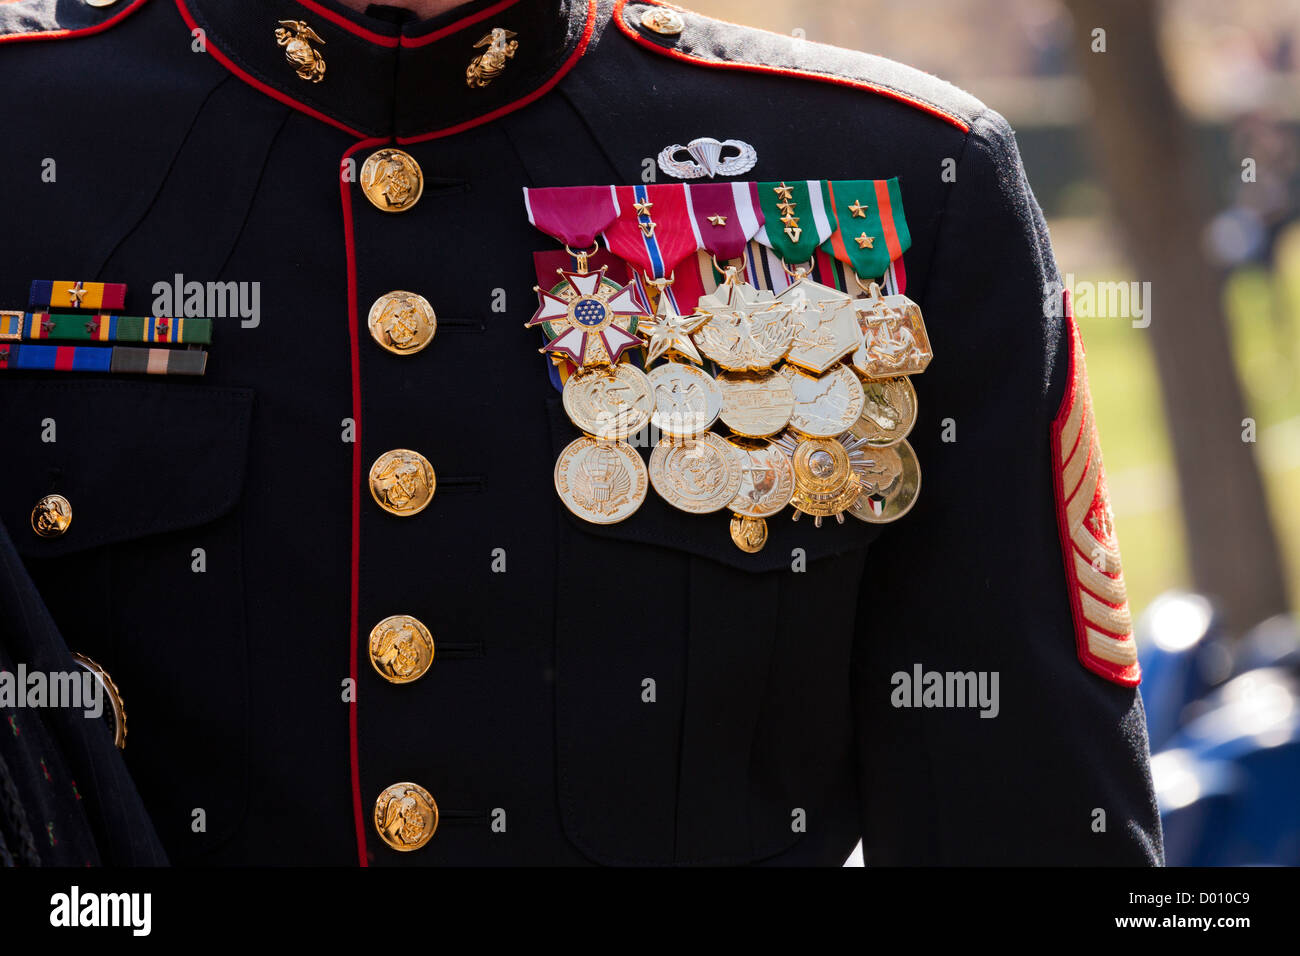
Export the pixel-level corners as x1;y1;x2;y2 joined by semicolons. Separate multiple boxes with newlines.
369;614;435;684
368;449;436;516
31;494;72;538
374;782;439;851
368;291;437;355
84;0;121;7
360;148;423;213
640;7;685;36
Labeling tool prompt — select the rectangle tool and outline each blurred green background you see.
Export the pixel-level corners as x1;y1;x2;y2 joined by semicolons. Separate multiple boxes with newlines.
690;0;1300;628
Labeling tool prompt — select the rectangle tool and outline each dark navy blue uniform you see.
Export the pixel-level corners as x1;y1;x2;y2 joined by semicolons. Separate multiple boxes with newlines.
0;0;1163;865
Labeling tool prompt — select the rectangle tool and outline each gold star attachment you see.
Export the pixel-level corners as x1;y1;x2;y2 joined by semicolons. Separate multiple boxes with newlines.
66;283;87;306
773;182;795;201
848;199;868;218
638;291;708;364
776;201;796;216
707;214;728;227
633;200;654;217
854;233;875;249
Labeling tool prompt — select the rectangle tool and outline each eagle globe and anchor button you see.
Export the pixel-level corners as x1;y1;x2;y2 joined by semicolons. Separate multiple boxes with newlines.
368;291;437;355
374;782;439;852
368;614;435;684
368;449;436;516
359;148;424;213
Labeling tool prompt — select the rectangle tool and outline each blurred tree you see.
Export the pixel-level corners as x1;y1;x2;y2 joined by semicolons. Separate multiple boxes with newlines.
1060;0;1289;634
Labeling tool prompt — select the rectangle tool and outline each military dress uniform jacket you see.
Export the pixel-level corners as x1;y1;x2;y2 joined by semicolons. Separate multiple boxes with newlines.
0;0;1163;865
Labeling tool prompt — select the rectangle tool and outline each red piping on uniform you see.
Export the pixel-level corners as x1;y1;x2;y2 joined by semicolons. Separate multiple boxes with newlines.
292;0;400;47
0;0;150;44
612;0;970;134
174;0;369;137
396;0;596;144
401;0;521;47
340;135;389;868
1050;293;1140;687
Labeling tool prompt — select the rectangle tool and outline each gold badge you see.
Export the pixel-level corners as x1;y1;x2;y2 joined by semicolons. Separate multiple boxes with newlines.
648;433;744;515
368;449;436;516
374;782;438;852
857;376;917;446
369;615;435;684
640;7;685;36
780;363;865;439
467;28;518;88
360;148;424;213
274;20;326;84
779;279;861;374
562;364;655;440
368;291;436;355
554;437;648;525
31;494;72;538
775;432;870;526
647;361;721;438
846;435;921;524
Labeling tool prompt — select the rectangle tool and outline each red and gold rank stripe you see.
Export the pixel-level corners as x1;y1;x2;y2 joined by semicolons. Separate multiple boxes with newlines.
1051;291;1139;686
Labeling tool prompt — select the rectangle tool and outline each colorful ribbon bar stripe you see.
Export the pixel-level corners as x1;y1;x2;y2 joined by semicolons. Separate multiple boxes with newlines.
28;280;127;311
0;344;207;376
0;312;211;345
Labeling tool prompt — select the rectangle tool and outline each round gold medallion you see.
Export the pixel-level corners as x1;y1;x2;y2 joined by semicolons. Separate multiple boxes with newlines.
716;370;794;438
374;782;439;851
562;364;654;440
360;148;424;213
31;494;72;538
368;449;436;516
647;361;722;438
726;438;795;518
857;376;917;446
640;7;685;35
780;363;865;438
648;432;743;515
729;514;769;553
847;436;921;524
368;291;436;355
554;437;648;525
785;436;861;520
368;614;435;684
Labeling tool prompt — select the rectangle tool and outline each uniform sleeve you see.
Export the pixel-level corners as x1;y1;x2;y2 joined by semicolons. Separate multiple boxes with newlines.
851;110;1164;864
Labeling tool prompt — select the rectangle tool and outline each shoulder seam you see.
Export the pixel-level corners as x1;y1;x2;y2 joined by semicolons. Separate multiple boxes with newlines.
0;0;150;46
611;0;972;134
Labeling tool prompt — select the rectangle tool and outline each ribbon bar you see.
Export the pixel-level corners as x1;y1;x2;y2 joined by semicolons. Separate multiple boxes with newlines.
1;311;211;345
28;280;127;311
0;344;207;376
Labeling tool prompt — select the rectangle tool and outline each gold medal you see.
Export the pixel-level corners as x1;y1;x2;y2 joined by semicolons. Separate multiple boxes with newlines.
562;363;654;440
649;432;744;514
726;437;795;518
779;363;865;438
857;375;917;446
777;278;861;373
693;279;796;371
554;436;648;525
729;513;769;553
647;361;722;438
716;370;794;438
852;283;933;378
774;431;872;526
847;435;921;524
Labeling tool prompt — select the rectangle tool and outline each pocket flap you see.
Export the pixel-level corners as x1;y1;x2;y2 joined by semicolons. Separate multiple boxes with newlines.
0;380;254;556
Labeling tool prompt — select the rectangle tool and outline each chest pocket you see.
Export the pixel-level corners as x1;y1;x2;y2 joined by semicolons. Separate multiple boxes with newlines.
0;379;254;862
546;395;876;865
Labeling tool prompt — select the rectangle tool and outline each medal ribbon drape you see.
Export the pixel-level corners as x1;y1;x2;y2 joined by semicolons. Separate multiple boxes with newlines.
602;184;699;280
755;180;835;265
822;178;911;281
523;185;621;249
685;182;764;262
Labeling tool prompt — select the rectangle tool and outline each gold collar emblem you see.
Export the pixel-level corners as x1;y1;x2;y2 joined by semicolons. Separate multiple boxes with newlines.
467;28;518;88
275;20;326;84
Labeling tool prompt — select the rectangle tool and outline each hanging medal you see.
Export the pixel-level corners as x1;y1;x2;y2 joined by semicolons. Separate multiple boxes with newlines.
821;178;929;523
524;186;652;524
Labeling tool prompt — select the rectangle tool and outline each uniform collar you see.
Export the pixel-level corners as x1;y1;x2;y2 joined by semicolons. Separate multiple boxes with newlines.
176;0;597;140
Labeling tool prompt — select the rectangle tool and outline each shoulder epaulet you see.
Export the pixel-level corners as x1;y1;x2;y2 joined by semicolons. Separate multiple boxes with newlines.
0;0;148;46
613;0;986;134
